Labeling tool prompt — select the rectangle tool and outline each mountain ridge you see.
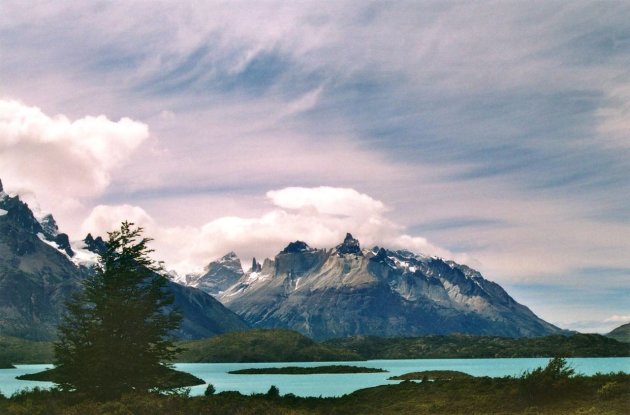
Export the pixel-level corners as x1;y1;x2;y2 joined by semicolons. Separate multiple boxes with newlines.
194;234;564;340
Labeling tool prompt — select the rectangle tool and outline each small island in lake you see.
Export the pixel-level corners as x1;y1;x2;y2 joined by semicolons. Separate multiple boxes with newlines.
17;366;205;389
389;370;473;381
229;365;387;375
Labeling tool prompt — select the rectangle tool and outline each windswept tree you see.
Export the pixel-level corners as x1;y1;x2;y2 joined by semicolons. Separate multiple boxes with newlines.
54;222;181;399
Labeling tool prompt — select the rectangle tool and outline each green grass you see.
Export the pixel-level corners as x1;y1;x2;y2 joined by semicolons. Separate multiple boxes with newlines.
228;365;386;375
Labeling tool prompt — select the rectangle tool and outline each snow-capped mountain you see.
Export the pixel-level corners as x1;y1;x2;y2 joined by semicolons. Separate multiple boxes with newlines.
181;252;246;296
0;179;248;340
212;233;561;340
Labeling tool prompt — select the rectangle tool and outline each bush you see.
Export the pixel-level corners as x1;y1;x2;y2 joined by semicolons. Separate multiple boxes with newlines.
597;381;625;400
519;357;575;402
204;384;216;397
266;385;280;399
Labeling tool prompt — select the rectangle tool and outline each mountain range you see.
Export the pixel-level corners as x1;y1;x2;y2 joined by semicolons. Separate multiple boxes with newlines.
0;179;247;340
186;233;562;340
1;179;562;342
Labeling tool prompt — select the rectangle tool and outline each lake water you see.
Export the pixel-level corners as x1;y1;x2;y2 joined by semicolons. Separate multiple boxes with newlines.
1;358;628;398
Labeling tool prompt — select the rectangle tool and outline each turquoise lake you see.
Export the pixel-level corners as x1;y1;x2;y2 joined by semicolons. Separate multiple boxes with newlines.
1;358;628;398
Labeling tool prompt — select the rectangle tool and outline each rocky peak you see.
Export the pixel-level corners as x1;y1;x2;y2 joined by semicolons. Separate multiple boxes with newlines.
84;233;107;254
250;257;262;273
0;178;3;193
335;233;362;256
220;251;239;262
280;240;312;254
39;214;59;238
0;192;44;235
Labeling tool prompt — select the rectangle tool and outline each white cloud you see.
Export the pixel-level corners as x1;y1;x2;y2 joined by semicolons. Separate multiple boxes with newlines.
0;99;149;225
81;186;455;275
267;186;385;218
604;315;630;323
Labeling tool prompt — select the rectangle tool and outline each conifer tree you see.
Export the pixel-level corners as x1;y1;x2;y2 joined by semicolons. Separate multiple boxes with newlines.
54;222;181;399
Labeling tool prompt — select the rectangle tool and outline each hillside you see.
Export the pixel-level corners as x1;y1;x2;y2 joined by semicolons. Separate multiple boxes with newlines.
2;330;628;365
176;329;362;362
606;323;630;343
325;333;630;359
0;335;54;365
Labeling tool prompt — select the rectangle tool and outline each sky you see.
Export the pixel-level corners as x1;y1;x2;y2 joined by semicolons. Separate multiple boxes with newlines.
1;1;628;333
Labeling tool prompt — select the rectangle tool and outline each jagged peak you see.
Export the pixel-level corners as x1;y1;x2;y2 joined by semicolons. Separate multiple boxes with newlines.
250;257;262;273
83;233;107;254
39;214;59;237
335;232;362;256
280;240;313;254
0;178;3;193
221;251;239;260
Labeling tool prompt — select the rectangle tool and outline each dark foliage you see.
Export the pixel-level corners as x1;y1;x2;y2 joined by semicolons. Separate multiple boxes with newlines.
325;332;630;359
266;385;280;399
204;384;216;396
518;357;575;402
53;222;182;399
177;328;362;362
228;365;386;375
1;372;628;414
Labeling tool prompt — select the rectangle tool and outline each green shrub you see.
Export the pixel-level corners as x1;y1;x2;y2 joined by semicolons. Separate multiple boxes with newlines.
204;384;216;396
597;381;625;400
519;357;575;402
266;385;280;399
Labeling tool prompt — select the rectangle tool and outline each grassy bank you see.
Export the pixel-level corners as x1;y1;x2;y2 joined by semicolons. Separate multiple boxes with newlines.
1;371;628;414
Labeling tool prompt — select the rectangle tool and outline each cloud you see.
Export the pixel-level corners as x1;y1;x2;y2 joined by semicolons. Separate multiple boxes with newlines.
267;186;385;217
604;315;630;323
82;186;454;275
2;1;629;334
0;99;149;220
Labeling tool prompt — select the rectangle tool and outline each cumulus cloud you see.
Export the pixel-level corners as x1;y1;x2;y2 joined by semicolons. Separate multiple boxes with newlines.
82;186;454;275
0;99;149;221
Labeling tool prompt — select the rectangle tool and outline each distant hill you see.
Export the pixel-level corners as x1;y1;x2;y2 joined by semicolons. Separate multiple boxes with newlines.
2;330;628;365
0;335;54;365
176;328;362;362
324;333;630;359
607;323;630;343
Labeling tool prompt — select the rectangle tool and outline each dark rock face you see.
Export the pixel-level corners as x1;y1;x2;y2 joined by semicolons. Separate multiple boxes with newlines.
250;258;262;273
280;241;312;254
218;234;562;340
335;233;362;256
83;233;107;255
0;185;248;340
